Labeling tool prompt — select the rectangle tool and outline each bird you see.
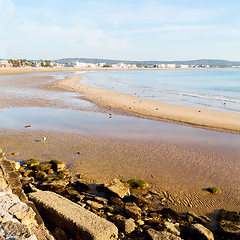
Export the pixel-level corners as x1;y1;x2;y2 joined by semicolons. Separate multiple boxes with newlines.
42;137;46;142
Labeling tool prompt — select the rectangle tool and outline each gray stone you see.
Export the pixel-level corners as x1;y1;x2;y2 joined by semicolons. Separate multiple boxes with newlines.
29;190;118;240
105;179;130;198
147;228;182;240
0;221;33;240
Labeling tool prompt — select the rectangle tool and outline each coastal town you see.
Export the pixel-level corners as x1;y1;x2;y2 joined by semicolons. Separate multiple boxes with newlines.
1;59;240;69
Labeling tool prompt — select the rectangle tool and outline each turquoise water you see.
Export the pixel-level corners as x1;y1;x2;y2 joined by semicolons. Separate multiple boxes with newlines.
81;69;240;113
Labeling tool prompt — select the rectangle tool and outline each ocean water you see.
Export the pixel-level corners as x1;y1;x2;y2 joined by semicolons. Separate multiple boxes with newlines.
80;69;240;113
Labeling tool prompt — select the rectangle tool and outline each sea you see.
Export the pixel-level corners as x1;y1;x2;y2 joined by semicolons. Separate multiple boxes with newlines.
80;69;240;113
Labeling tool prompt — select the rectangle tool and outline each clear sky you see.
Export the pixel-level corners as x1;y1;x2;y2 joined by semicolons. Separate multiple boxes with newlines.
1;0;240;61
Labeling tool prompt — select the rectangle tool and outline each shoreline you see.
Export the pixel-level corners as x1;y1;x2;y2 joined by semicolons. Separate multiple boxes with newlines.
0;71;239;216
1;66;239;76
54;76;240;134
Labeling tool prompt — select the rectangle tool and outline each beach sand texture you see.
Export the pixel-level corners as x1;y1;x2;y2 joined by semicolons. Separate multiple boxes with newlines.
55;76;240;133
0;69;239;216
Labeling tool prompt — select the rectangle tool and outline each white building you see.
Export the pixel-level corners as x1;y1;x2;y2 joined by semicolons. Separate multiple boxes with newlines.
180;64;189;68
0;60;11;68
166;64;176;68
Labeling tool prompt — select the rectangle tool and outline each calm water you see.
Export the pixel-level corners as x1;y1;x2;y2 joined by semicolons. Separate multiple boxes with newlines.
81;69;240;113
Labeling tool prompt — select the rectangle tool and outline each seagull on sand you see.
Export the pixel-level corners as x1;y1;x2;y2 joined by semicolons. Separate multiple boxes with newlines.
42;137;46;142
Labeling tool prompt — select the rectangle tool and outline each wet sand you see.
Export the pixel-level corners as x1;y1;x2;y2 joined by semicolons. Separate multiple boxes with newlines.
0;129;239;216
55;76;240;133
0;71;239;216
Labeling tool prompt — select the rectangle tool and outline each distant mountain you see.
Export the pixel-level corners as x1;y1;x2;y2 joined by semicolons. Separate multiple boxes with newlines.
55;58;240;67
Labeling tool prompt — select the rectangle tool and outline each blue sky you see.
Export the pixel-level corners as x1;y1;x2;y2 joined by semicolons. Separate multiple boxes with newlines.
1;0;240;61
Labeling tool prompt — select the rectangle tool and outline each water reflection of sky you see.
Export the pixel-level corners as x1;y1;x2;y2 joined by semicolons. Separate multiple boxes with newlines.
0;107;239;153
0;71;95;110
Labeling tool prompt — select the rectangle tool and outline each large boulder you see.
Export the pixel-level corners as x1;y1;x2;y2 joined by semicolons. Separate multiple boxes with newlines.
218;209;240;238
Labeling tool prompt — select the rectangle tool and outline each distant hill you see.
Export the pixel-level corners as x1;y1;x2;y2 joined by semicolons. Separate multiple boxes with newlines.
55;58;240;67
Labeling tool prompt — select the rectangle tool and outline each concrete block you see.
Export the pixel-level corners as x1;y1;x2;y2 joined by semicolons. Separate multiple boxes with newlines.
29;190;118;240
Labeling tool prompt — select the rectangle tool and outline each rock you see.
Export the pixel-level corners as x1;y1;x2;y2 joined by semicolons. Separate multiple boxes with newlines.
24;159;40;168
206;187;221;194
136;219;144;226
52;227;68;240
127;179;148;189
144;193;152;199
29;190;118;239
20;177;35;186
141;204;149;211
105;179;130;199
147;228;182;240
110;214;125;222
125;202;142;219
116;219;136;234
50;160;66;172
217;209;240;238
0;221;33;240
92;196;108;205
184;223;214;240
34;170;47;180
39;163;52;172
86;200;104;210
164;222;181;236
57;171;67;179
107;206;123;214
47;169;54;174
8;202;36;225
91;208;107;219
109;196;124;207
23;170;34;177
130;194;150;206
8;160;21;170
186;211;208;225
75;180;90;192
145;218;162;226
161;208;181;221
38;180;68;193
67;189;80;198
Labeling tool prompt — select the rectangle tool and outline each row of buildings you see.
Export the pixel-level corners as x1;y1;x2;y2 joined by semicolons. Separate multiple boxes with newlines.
73;61;210;69
2;59;240;69
0;59;63;68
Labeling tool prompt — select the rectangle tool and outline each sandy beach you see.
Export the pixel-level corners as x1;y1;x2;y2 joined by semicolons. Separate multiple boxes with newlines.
0;69;239;217
55;76;240;133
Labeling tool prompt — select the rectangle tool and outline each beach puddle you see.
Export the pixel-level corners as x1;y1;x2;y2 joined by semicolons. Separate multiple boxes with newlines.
0;107;239;156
